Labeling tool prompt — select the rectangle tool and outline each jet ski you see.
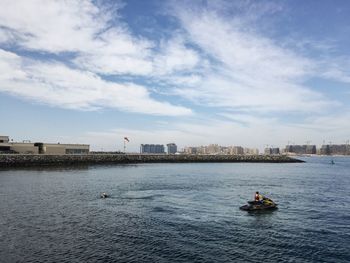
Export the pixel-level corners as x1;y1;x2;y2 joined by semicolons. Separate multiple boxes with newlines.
240;197;277;211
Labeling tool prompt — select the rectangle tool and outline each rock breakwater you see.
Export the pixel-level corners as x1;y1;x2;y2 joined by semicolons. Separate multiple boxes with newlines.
0;154;304;167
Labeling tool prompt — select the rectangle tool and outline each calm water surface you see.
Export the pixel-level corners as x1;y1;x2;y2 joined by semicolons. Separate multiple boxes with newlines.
1;157;350;262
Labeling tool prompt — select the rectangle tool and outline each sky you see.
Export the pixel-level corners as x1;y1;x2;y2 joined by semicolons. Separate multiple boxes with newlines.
0;0;350;152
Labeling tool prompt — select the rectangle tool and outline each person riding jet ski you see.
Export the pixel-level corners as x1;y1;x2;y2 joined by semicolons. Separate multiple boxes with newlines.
255;191;263;202
240;192;277;211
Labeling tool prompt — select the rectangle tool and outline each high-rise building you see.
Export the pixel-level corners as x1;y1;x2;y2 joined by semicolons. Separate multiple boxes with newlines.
140;144;165;154
184;145;259;155
229;146;244;155
184;147;197;154
305;145;317;154
320;144;350;155
207;144;221;154
264;148;280;155
285;145;316;154
244;148;259;155
167;143;177;154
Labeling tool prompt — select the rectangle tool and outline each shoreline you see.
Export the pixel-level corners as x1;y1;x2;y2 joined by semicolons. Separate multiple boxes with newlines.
0;154;304;168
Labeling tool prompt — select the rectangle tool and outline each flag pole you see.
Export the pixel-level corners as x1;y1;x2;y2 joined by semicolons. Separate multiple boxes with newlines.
123;137;129;153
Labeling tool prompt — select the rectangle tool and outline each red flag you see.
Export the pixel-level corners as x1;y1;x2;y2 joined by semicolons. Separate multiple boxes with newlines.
124;137;129;142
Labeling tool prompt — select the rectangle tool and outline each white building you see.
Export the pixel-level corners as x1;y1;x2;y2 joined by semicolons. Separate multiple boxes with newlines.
0;136;89;154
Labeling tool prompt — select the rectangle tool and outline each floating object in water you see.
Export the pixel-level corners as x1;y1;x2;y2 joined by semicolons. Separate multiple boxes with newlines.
240;197;277;211
331;160;335;165
100;192;109;198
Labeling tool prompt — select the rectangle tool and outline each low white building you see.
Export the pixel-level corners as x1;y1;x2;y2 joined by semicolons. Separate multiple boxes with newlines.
0;136;9;143
0;136;89;154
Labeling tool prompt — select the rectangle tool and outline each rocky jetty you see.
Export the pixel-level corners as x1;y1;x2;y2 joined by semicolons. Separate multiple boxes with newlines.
0;154;304;167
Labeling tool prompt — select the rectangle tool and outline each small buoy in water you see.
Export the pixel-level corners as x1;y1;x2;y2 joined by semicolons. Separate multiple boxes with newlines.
100;192;109;198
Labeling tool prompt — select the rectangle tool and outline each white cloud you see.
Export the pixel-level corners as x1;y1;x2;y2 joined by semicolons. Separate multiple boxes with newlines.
1;0;350;154
0;49;192;116
0;0;157;76
153;36;201;75
0;29;10;43
0;0;204;78
72;27;155;75
0;0;107;52
183;13;311;80
168;5;335;112
321;60;350;84
0;1;199;115
174;75;333;113
162;74;203;87
1;0;349;146
75;53;154;76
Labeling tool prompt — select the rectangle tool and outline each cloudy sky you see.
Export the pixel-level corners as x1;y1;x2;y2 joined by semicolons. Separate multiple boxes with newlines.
1;0;350;151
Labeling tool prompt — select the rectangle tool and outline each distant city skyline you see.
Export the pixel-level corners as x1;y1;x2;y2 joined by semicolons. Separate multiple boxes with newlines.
2;133;350;155
1;1;350;152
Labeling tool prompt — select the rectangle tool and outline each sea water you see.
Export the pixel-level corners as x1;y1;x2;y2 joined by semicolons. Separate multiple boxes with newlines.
1;156;349;262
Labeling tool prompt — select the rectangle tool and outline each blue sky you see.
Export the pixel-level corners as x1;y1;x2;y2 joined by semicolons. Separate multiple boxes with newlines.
0;0;350;151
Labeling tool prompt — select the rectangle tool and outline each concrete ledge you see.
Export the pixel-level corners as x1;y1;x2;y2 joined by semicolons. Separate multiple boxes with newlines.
0;154;304;167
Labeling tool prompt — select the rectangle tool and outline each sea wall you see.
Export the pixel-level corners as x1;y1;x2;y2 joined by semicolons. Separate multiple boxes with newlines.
0;154;304;167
